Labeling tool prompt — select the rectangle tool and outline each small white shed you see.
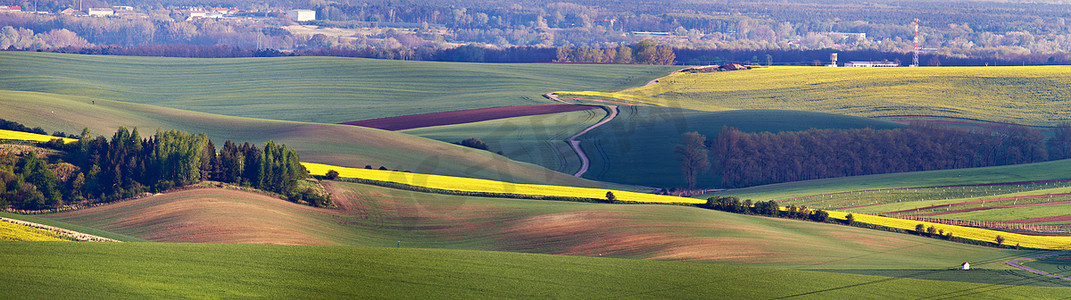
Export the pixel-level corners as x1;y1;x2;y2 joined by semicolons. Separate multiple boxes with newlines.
961;262;970;270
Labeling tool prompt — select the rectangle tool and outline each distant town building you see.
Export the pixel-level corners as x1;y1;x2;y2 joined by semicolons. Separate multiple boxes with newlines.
182;7;207;19
112;6;134;11
828;32;867;40
844;60;900;67
288;9;316;22
87;8;114;17
212;8;237;15
0;5;21;12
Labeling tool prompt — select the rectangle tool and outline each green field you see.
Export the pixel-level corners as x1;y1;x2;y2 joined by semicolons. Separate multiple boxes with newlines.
409;107;903;188
0;52;676;123
581;66;1071;126
1020;254;1071;283
2;242;1069;298
403;109;606;175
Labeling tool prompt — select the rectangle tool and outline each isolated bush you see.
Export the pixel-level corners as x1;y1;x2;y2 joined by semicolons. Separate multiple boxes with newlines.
605;191;617;203
325;170;339;180
459;138;490;151
845;213;855;226
996;235;1006;246
809;209;829;222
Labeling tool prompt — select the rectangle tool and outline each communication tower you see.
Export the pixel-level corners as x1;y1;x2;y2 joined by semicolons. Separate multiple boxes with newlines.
912;18;920;67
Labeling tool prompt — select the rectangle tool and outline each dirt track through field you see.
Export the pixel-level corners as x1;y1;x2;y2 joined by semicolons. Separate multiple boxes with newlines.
569;105;618;177
1005;252;1071;281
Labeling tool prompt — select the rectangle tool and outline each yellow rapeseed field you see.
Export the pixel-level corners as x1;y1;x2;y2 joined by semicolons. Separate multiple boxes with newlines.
563;66;1071;126
303;162;704;204
0;221;70;241
0;129;77;143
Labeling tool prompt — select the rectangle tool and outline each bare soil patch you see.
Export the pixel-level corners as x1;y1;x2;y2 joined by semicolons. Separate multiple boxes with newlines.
340;104;598;131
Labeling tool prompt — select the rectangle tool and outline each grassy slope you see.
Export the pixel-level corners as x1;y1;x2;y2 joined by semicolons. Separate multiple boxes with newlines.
703;158;1071;201
0;52;676;123
0;90;608;187
603;66;1071;126
408;107;903;188
0;212;146;242
25;182;1034;271
0;220;69;241
3;242;1068;299
403;109;605;175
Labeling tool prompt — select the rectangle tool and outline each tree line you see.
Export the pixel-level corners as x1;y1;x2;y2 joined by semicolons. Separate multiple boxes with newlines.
704;195;830;223
0;126;327;211
554;40;675;64
677;123;1070;189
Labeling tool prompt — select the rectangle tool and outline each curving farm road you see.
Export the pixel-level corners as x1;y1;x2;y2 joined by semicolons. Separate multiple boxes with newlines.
1005;252;1071;281
569;105;618;177
545;93;622;177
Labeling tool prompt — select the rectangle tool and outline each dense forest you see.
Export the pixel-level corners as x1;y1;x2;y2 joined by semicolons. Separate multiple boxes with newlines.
4;0;1071;64
0;126;327;211
678;123;1070;188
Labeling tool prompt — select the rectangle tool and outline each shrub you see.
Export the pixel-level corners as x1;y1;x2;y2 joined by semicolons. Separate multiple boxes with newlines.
459;138;490;151
845;213;855;226
809;209;829;222
605;191;617;203
325;170;339;180
996;235;1006;246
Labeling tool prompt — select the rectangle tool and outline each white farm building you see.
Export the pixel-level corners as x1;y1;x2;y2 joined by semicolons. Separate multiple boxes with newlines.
288;9;316;22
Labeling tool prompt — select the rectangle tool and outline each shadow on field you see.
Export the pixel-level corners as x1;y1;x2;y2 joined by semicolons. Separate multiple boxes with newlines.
808;268;1071;287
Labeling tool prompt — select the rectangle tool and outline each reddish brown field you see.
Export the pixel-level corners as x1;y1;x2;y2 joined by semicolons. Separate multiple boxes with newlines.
340;104;598;131
46;188;342;245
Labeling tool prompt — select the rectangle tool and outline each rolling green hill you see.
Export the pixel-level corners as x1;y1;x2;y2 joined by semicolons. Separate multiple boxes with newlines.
2;242;1069;298
402;108;607;174
0;52;676;123
13;181;1032;271
572;66;1071;126
0;89;608;187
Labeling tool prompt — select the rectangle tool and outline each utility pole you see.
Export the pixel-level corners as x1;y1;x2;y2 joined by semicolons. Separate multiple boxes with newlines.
912;18;920;67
